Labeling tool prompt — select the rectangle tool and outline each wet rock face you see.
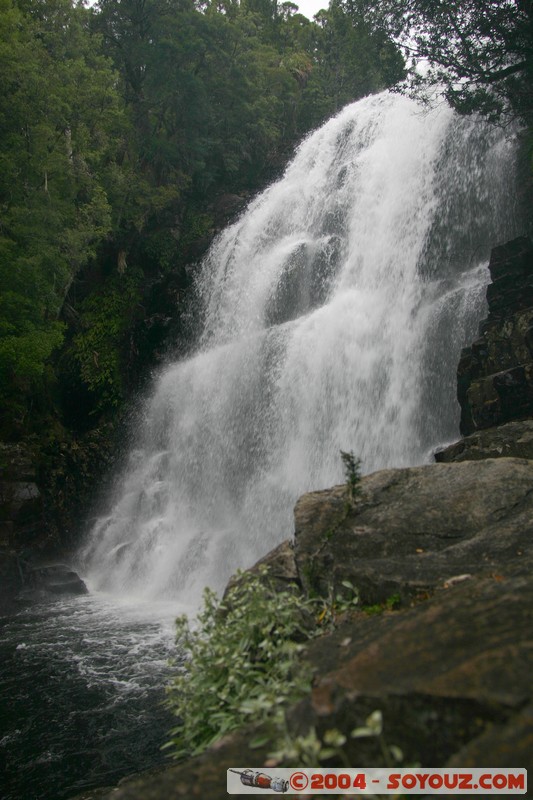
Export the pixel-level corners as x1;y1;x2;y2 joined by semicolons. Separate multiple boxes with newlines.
458;236;533;435
288;458;533;772
0;441;90;609
297;572;533;771
224;539;301;599
0;443;47;611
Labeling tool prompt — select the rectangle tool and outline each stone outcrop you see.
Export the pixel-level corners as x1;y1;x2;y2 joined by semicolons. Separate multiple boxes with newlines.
298;571;533;768
0;442;45;612
0;442;91;610
223;539;300;598
78;237;533;800
293;457;533;604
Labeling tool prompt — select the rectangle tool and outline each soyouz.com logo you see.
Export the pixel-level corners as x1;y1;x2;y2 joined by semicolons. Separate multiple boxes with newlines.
227;767;527;794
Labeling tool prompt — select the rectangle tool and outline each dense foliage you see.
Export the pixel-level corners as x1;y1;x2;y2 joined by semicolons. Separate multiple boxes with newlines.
165;568;317;759
165;562;370;762
0;0;404;441
0;0;124;433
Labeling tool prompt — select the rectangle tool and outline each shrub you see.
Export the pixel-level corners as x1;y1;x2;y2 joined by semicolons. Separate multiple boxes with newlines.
165;567;318;760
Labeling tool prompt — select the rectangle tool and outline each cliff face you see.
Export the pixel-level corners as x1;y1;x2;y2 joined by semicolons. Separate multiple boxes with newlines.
90;237;533;799
456;236;533;435
0;434;107;611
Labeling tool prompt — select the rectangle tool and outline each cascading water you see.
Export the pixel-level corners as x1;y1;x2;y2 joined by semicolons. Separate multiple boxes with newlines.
81;91;519;606
2;91;523;800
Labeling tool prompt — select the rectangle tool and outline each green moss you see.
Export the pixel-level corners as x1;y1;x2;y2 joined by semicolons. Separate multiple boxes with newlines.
362;593;401;616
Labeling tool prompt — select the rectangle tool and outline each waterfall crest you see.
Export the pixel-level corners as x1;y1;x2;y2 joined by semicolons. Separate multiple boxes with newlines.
81;92;519;604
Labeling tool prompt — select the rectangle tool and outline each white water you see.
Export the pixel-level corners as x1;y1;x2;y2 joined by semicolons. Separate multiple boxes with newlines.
80;92;519;605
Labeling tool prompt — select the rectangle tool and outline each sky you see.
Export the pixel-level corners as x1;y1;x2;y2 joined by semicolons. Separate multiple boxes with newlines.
292;0;327;20
85;0;327;21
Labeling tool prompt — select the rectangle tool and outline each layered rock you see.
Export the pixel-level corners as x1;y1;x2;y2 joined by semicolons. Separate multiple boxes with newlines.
457;236;533;435
0;442;89;610
298;572;533;769
435;418;533;462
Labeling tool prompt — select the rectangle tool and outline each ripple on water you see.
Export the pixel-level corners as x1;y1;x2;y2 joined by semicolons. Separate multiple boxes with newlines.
0;593;184;800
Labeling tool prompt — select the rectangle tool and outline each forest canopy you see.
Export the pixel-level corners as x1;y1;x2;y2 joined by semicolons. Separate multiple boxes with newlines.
0;0;405;436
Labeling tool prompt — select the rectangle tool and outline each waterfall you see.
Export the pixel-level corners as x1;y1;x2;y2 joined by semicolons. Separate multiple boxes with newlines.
81;91;519;606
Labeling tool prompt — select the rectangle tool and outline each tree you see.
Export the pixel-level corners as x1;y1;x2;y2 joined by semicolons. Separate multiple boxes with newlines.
0;0;125;434
295;0;405;129
348;0;533;123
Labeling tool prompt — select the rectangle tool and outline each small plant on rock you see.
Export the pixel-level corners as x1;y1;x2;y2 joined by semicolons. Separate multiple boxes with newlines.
340;449;362;506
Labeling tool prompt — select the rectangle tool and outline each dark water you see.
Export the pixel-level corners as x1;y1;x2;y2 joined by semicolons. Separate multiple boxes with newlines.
0;595;178;800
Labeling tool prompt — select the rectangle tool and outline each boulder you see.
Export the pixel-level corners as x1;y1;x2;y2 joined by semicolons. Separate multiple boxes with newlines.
293;457;533;604
223;539;301;599
26;563;88;597
290;458;532;774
